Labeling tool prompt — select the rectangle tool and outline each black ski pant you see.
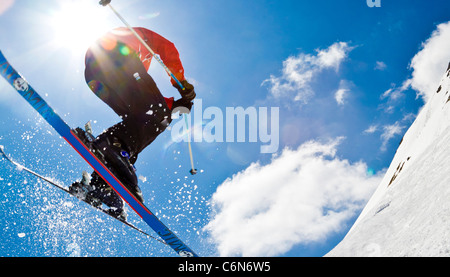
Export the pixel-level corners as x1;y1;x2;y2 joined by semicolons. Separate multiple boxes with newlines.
84;40;172;164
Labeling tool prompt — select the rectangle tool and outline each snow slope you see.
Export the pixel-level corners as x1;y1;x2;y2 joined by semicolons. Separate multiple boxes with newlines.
326;63;450;257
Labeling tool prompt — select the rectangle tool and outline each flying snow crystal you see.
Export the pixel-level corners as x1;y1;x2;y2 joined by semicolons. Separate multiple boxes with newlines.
138;175;147;183
66;242;81;257
18;233;26;238
63;201;74;208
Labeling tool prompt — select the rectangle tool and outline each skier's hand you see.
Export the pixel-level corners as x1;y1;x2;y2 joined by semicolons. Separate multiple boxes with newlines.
172;98;193;115
175;80;196;102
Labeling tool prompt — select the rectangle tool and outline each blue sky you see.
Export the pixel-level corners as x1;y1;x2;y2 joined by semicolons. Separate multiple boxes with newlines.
1;0;450;257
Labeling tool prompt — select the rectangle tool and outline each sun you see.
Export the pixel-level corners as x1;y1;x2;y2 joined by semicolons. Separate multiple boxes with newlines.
50;1;112;54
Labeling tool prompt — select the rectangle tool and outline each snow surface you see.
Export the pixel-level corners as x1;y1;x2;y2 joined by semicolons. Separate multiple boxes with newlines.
327;63;450;257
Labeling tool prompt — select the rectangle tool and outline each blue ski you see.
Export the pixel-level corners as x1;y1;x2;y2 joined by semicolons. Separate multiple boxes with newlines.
0;50;198;257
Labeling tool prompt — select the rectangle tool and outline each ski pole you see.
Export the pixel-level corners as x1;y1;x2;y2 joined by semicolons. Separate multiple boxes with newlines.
185;115;197;175
99;0;197;175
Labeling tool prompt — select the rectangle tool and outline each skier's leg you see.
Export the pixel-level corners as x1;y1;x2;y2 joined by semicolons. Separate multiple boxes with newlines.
83;41;173;206
84;42;144;204
92;132;144;203
85;41;167;118
85;41;172;158
88;171;127;220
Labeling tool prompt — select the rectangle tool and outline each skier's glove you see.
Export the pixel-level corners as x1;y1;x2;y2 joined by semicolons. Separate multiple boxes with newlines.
172;98;193;115
175;80;196;102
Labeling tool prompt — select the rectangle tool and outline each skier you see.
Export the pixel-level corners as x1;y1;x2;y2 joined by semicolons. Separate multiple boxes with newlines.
69;27;196;220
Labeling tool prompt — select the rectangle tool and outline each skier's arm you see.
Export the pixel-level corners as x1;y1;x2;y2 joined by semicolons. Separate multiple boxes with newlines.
139;28;186;86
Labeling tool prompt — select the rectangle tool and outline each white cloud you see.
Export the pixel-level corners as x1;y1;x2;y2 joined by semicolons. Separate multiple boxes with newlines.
375;61;387;71
382;79;412;101
409;21;450;102
205;138;382;257
380;88;393;101
363;125;378;134
378;80;411;114
380;121;405;151
335;80;353;106
364;116;412;151
397;21;450;103
335;89;348;106
377;21;450;107
263;42;354;104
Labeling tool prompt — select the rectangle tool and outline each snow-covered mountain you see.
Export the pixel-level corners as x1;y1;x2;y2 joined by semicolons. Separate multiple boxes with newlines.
326;63;450;257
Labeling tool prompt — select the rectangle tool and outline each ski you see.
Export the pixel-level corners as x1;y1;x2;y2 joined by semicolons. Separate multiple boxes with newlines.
0;51;198;257
0;145;169;243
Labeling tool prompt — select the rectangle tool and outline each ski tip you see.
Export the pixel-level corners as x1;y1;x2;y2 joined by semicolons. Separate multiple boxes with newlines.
178;250;197;257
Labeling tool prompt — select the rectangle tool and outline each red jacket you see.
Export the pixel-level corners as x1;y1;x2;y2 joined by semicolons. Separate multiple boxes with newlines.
99;27;185;108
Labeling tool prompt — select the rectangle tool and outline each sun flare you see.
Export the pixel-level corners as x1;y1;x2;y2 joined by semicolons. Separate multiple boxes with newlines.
50;1;112;54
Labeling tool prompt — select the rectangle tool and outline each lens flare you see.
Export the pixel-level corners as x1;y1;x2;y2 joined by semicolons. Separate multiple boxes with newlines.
119;45;131;56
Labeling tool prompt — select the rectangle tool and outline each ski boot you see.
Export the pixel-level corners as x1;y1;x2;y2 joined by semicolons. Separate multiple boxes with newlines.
72;124;144;204
88;171;128;221
69;171;102;208
70;171;128;221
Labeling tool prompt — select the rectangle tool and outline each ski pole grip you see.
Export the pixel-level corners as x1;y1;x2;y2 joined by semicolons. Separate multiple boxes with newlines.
99;0;111;6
